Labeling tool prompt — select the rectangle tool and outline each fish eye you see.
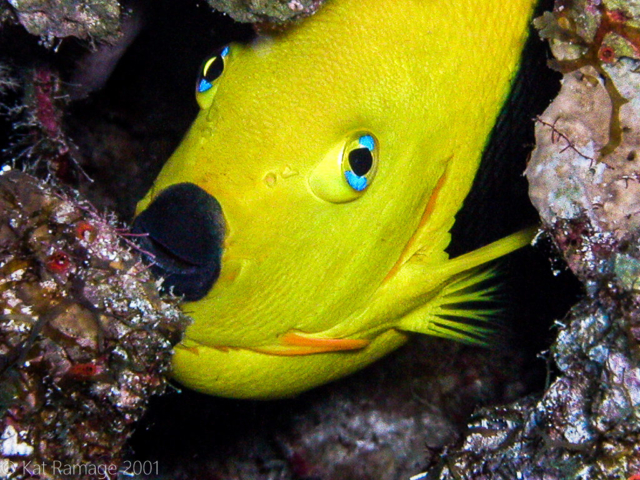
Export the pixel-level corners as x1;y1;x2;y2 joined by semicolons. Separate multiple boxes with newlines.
343;134;377;192
309;132;379;203
196;45;230;109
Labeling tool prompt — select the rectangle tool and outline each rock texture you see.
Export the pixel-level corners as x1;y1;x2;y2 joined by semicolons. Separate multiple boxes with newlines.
0;171;189;479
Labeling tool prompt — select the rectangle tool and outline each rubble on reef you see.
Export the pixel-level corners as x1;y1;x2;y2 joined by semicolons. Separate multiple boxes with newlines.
204;0;327;24
1;0;121;46
0;171;189;479
424;277;640;479
0;0;326;44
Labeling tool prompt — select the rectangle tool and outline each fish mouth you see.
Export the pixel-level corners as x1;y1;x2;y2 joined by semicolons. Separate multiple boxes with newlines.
131;183;226;301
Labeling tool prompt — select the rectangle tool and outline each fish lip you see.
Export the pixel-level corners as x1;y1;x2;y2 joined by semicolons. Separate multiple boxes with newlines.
134;227;214;273
132;182;225;301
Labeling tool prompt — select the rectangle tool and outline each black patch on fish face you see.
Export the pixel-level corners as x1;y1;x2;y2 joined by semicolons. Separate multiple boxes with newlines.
132;183;225;301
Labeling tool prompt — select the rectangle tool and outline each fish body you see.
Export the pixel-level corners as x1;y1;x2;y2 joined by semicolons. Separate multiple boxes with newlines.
135;0;538;399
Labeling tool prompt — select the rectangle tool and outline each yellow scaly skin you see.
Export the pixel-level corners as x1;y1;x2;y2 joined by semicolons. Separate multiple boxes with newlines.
137;0;538;399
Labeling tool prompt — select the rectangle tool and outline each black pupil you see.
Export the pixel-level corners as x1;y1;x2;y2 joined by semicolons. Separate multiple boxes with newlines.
348;148;373;176
203;55;224;82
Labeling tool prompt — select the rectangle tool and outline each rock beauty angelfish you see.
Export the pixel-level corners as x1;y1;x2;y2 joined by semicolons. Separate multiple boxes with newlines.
133;0;539;399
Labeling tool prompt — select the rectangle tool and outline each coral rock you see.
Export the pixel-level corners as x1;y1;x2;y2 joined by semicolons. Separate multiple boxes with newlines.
0;170;189;479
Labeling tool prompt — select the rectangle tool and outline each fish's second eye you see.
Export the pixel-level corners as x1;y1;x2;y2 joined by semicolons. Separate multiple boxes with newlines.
196;45;230;108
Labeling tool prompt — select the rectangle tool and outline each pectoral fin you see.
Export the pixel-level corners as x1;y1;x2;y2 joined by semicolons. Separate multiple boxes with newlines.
397;226;537;344
397;266;498;344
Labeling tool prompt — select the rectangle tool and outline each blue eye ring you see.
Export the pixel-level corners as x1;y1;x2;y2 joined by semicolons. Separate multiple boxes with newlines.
359;135;375;151
345;170;368;191
342;134;378;192
198;78;213;94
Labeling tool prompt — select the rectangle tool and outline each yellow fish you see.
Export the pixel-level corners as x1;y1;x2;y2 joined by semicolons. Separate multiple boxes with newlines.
133;0;537;399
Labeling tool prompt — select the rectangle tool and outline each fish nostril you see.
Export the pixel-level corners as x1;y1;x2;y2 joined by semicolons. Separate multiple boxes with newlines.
132;183;225;301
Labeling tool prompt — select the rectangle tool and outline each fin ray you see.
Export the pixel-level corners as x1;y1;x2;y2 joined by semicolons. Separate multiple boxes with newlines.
398;264;500;344
427;323;491;344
